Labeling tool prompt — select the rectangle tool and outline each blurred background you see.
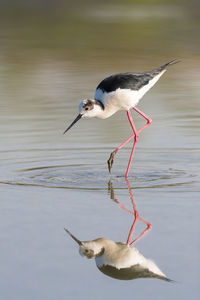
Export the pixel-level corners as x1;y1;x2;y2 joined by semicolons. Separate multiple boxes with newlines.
0;1;200;300
0;0;200;145
0;0;200;62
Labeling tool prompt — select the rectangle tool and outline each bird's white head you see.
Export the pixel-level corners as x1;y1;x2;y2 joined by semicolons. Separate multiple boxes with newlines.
63;99;104;134
79;241;105;259
79;99;104;118
64;228;105;259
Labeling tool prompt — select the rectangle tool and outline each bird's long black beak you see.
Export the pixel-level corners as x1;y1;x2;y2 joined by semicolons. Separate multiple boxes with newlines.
64;228;83;246
63;114;82;134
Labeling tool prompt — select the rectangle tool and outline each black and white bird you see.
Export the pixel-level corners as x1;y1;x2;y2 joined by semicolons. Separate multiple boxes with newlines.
64;228;172;281
64;60;178;177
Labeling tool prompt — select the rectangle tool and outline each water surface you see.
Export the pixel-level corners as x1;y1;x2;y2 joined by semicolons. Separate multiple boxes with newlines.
0;1;200;299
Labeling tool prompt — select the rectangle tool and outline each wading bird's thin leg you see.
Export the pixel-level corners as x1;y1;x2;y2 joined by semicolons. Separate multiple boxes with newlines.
125;108;152;178
133;107;152;133
125;110;138;178
107;133;135;173
107;107;152;175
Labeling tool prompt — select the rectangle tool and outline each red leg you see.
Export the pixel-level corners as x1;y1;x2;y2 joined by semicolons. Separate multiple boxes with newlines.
126;108;152;177
107;133;136;173
109;109;151;155
125;110;138;178
133;107;152;134
107;107;152;176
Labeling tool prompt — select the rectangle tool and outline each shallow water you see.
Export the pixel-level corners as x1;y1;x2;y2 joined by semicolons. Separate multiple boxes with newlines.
0;1;200;300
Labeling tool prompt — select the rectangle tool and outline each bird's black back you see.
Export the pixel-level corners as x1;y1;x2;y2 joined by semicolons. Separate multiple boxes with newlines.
96;60;178;93
96;72;153;93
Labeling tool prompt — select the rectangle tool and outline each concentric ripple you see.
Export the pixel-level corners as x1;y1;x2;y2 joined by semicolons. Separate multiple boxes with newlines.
12;164;196;190
0;147;198;190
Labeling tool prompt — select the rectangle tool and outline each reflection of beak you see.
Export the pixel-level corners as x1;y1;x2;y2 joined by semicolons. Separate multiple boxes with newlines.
63;114;82;134
64;228;82;246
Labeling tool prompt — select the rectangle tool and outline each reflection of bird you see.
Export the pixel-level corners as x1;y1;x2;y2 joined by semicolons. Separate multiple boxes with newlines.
64;60;178;177
64;228;171;281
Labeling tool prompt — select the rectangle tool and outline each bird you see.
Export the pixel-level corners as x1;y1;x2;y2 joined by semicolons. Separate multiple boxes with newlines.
64;59;178;177
64;228;172;281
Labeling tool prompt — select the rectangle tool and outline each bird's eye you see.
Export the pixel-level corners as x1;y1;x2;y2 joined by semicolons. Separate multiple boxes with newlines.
85;107;89;111
85;249;89;253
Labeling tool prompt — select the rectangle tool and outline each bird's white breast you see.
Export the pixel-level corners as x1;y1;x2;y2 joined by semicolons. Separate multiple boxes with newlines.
95;245;141;269
95;88;140;111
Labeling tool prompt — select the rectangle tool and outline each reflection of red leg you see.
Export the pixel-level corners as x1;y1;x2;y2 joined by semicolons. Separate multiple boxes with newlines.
113;190;152;245
108;179;152;246
128;216;152;246
126;178;152;245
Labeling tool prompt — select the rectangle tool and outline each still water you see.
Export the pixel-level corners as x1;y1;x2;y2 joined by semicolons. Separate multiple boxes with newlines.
0;1;200;300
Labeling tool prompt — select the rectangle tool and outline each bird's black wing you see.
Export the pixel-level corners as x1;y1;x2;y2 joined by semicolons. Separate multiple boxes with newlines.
96;60;178;93
96;73;153;93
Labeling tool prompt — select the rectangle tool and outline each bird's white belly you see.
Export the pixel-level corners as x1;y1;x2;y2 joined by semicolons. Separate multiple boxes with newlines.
95;246;143;269
96;87;141;110
105;88;141;110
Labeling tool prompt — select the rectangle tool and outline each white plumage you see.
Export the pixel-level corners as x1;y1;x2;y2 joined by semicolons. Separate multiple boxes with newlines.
64;228;171;281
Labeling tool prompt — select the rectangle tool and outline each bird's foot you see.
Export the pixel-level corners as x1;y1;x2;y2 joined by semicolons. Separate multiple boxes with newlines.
107;151;116;173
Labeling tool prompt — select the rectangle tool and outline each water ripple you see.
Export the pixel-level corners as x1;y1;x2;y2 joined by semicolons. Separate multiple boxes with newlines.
0;146;199;191
0;164;194;190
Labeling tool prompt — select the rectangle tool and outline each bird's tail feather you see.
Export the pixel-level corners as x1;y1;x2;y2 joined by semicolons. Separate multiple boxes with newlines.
150;59;180;75
159;59;180;70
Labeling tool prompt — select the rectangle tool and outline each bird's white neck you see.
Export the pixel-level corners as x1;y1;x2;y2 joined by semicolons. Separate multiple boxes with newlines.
95;105;119;119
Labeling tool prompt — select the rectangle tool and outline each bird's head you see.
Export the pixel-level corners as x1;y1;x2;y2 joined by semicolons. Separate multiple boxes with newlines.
63;99;104;134
64;228;105;259
79;99;103;117
79;243;97;259
79;241;105;259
